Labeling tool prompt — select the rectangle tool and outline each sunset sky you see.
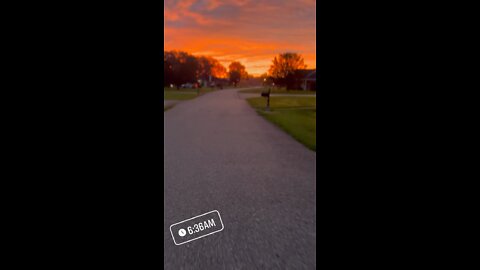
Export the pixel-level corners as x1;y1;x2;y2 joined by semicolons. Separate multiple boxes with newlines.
164;0;316;76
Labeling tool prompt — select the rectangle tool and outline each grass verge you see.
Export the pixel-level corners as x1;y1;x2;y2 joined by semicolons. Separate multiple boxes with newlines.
164;104;175;112
247;96;316;151
239;87;316;95
164;87;215;100
247;96;316;109
164;91;197;100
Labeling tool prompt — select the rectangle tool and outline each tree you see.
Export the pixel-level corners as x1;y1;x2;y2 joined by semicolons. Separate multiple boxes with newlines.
163;51;228;88
268;53;307;90
198;56;227;79
164;51;228;87
259;73;274;86
211;59;227;79
196;56;215;83
163;51;200;88
164;58;173;87
228;61;248;87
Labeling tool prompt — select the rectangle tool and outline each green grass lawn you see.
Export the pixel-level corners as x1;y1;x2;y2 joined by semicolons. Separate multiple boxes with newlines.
247;96;316;151
164;91;197;100
239;87;316;95
164;104;174;112
164;87;215;100
247;96;316;109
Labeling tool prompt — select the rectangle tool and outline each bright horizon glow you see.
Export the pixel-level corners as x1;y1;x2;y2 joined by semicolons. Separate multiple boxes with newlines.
164;0;316;76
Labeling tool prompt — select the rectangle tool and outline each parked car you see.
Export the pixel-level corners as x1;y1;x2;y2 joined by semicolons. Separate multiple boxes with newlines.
181;83;194;88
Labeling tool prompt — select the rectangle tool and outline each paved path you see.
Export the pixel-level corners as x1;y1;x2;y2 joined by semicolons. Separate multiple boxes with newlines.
164;88;316;269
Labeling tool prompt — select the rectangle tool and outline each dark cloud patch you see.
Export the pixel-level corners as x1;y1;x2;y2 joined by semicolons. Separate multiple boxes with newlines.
201;4;241;20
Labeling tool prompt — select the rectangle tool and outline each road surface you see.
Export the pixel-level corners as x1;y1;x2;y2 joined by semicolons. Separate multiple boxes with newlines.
164;88;316;269
164;100;178;108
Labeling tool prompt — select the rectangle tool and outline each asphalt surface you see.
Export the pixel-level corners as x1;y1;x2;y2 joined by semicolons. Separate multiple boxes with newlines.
164;88;316;269
164;100;179;108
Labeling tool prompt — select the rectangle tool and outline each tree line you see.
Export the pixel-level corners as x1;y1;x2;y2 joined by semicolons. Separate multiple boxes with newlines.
164;51;248;88
164;51;312;90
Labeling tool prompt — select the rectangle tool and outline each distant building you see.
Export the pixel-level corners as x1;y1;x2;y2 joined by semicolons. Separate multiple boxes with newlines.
297;69;316;91
205;76;228;88
198;75;228;88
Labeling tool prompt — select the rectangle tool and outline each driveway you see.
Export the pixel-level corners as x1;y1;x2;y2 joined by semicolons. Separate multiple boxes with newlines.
164;100;179;108
164;88;316;269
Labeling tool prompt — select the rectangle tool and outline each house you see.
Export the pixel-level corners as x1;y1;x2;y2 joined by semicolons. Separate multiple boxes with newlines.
301;69;316;91
206;76;229;88
293;69;316;91
198;75;227;88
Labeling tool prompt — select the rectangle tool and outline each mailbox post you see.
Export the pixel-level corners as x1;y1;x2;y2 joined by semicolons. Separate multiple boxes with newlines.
261;88;271;111
266;88;270;110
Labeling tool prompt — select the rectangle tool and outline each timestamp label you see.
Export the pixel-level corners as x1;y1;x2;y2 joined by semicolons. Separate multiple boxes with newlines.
169;210;224;245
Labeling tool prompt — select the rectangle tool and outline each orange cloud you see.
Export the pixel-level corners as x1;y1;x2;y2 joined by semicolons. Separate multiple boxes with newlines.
164;0;316;76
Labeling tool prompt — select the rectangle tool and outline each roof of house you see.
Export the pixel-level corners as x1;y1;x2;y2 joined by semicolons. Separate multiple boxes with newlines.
305;70;316;80
296;69;316;80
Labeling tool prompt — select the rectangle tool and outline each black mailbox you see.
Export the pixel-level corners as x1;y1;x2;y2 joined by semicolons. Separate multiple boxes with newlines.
261;89;271;97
